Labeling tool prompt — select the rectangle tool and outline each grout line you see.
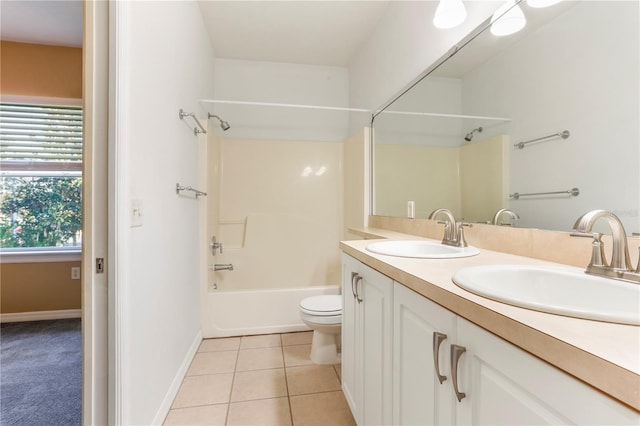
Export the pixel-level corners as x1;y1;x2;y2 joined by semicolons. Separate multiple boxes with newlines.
280;334;296;425
224;347;241;425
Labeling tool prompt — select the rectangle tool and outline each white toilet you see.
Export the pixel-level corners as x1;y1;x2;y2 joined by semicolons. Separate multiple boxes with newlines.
298;295;342;365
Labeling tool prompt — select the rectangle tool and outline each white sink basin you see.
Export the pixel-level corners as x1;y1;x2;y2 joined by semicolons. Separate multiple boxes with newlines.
452;265;640;325
365;240;480;259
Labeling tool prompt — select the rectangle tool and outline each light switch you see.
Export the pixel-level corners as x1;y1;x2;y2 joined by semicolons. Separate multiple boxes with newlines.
131;198;143;227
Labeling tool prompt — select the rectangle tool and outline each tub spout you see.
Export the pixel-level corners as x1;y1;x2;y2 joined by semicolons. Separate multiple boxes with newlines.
211;264;234;271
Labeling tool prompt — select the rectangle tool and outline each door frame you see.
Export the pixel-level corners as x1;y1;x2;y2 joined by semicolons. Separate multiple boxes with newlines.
82;1;110;424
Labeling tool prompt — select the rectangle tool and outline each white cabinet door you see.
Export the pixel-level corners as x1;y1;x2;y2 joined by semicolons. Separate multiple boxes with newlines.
393;283;456;426
341;254;393;426
359;262;393;426
341;253;360;421
455;317;639;425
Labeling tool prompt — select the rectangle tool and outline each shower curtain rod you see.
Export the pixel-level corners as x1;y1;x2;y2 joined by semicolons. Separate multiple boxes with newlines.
379;110;512;122
200;99;370;113
200;99;510;122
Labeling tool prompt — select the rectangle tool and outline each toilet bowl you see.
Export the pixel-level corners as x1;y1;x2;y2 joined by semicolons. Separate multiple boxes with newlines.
299;295;342;365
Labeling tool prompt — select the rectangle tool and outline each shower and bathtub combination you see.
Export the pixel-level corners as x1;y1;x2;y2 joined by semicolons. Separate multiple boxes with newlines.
199;105;353;363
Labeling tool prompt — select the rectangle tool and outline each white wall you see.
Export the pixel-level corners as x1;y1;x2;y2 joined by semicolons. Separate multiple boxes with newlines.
210;58;364;141
111;1;215;424
348;1;500;119
462;1;639;232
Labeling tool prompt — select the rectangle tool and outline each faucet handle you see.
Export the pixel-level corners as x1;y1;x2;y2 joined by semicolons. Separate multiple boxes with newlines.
588;232;608;268
570;231;608;267
211;236;223;255
436;220;454;242
456;222;471;248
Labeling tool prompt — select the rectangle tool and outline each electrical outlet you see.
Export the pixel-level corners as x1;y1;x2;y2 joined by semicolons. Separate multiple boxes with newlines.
71;267;81;280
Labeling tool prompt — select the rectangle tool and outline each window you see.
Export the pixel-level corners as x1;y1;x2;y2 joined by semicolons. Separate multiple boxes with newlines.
0;103;83;257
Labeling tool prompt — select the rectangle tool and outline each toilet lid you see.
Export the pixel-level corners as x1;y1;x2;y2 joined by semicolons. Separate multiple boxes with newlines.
299;295;342;316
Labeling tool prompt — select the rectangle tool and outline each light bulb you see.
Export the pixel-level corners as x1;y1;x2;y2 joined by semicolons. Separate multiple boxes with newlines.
527;0;561;8
491;0;526;36
433;0;467;29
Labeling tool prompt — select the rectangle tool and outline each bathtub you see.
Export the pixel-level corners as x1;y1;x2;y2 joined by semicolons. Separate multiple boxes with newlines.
201;285;340;338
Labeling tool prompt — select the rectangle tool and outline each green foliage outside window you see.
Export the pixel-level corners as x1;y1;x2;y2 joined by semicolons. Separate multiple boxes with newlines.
0;176;82;249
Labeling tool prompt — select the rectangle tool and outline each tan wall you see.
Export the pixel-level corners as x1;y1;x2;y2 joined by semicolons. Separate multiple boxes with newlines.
459;135;509;223
1;41;83;315
343;128;369;239
375;143;461;219
1;262;81;313
0;41;82;99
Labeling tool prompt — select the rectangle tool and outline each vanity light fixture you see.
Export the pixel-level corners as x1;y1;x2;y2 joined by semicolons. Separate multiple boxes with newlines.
527;0;562;8
433;0;467;29
490;0;526;36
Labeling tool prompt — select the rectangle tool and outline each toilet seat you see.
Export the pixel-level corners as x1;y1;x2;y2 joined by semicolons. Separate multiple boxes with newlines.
299;295;342;316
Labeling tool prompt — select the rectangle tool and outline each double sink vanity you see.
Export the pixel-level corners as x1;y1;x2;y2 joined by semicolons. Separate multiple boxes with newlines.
339;211;639;425
350;1;639;423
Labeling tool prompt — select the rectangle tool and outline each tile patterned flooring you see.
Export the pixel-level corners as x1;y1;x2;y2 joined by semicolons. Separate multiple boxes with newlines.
163;331;356;425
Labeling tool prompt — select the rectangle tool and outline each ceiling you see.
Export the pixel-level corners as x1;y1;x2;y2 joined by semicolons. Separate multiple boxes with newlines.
0;0;83;48
197;1;390;67
0;0;391;67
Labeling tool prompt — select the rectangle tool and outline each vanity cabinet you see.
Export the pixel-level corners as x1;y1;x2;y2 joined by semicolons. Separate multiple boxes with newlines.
393;282;638;426
393;283;456;425
343;254;638;425
341;253;393;426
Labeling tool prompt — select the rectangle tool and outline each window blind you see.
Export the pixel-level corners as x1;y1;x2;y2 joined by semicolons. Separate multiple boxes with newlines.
0;103;83;170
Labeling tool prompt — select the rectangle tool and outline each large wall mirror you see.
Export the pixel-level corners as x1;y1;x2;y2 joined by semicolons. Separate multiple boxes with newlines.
372;0;639;234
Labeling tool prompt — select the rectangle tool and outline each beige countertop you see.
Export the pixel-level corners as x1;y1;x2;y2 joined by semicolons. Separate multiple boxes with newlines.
341;228;640;412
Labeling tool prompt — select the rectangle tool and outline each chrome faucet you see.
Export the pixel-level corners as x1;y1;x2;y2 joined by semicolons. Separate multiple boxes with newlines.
492;208;520;226
572;209;639;283
428;208;470;247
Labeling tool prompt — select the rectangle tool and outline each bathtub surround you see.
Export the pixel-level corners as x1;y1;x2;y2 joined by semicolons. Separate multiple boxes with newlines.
210;139;343;292
202;60;351;337
202;136;344;337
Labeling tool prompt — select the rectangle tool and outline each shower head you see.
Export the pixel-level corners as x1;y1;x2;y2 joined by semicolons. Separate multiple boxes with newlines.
464;126;483;142
208;113;231;131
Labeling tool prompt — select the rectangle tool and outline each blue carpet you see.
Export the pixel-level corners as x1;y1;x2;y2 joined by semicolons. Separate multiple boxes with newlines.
0;319;81;426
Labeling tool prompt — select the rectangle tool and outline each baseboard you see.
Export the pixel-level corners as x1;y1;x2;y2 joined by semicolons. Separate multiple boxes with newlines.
152;330;203;425
0;309;82;323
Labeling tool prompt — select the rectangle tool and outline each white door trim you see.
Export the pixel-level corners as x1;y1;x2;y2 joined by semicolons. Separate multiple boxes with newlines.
108;1;131;423
82;1;110;424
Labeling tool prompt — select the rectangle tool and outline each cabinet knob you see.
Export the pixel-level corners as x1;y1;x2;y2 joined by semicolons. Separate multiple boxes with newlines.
450;344;467;402
432;332;448;384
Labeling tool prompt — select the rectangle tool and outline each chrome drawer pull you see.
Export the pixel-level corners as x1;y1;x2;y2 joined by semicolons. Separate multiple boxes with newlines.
350;272;358;299
450;344;467;402
433;332;447;384
354;275;363;303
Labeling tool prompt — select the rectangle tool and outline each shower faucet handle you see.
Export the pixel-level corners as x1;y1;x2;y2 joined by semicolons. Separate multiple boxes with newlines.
210;236;223;255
